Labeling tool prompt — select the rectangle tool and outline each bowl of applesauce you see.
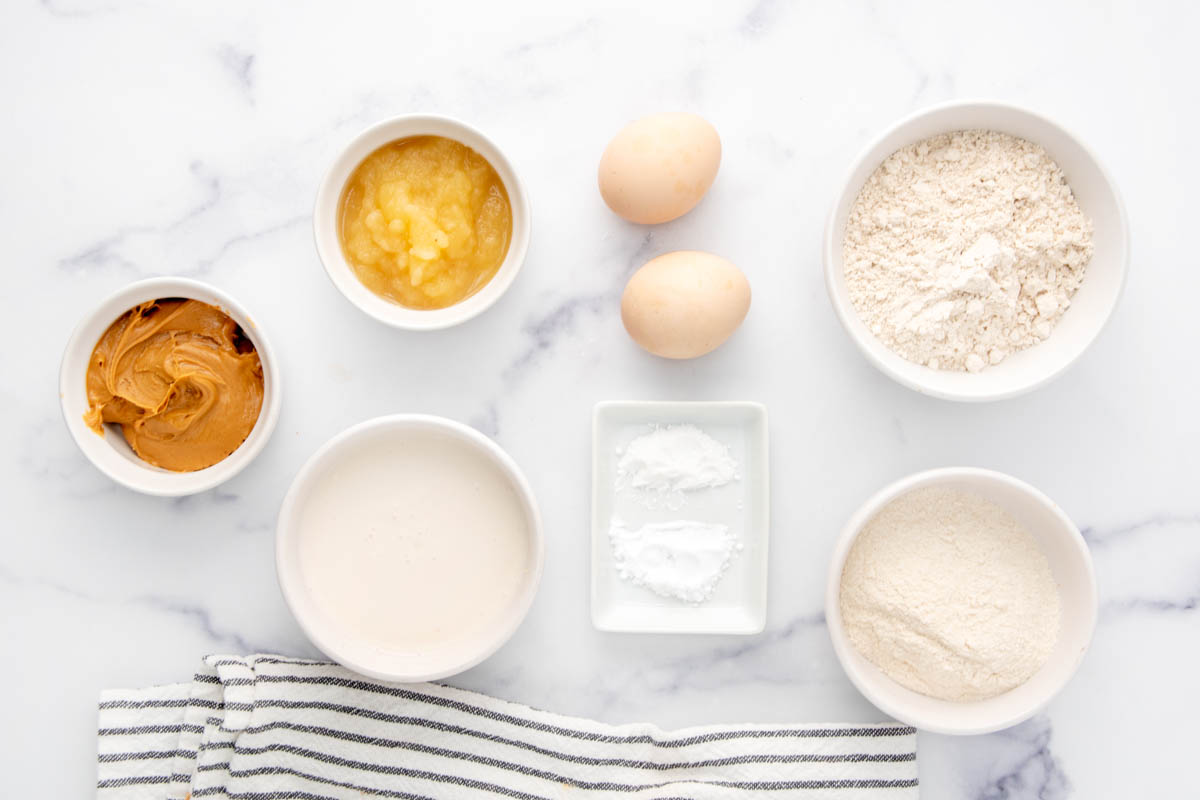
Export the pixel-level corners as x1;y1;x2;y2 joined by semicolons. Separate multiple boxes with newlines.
314;115;531;330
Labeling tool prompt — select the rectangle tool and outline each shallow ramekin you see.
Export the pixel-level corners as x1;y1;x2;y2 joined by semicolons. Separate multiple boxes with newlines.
313;114;532;330
59;276;282;496
275;414;545;683
825;467;1097;735
824;100;1129;402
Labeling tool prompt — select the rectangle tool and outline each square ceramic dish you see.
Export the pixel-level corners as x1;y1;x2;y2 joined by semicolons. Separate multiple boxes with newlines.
591;401;769;634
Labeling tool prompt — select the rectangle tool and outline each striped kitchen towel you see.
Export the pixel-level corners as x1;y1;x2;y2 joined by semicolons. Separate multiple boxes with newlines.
98;655;918;799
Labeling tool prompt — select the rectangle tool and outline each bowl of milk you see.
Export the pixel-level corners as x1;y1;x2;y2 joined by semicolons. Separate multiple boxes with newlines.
276;414;544;682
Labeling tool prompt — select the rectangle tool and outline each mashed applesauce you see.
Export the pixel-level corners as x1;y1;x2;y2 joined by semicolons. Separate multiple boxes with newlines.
337;136;512;309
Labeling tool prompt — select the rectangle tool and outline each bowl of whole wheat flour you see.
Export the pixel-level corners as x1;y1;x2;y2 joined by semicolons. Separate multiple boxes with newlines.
825;467;1097;734
824;100;1128;401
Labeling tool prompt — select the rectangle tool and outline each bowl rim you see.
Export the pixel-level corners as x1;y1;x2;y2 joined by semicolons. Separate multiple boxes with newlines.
313;113;532;331
58;276;282;497
824;466;1098;735
822;98;1130;402
275;413;545;683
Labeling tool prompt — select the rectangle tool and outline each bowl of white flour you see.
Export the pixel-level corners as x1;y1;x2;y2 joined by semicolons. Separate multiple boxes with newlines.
825;467;1097;735
824;100;1128;401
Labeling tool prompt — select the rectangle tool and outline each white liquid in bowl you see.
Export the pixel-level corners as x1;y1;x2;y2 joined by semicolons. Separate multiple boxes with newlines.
294;426;534;663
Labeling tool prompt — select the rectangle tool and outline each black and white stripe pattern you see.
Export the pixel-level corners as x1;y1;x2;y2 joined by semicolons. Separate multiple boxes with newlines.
98;655;918;799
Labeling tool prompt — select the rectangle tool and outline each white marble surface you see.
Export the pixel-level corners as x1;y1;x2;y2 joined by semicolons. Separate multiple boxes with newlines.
2;0;1197;796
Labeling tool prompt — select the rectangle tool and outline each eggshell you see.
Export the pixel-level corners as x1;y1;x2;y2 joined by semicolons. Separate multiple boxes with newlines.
621;251;750;359
598;113;721;224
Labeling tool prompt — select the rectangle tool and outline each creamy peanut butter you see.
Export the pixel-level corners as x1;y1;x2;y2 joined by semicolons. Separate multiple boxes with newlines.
84;298;264;472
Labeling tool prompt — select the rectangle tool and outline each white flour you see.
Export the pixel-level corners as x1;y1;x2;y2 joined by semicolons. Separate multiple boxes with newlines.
843;130;1093;372
838;486;1061;702
609;519;741;603
616;424;739;508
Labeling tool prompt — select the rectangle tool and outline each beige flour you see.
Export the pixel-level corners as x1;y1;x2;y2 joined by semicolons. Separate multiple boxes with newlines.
839;486;1060;702
843;130;1093;372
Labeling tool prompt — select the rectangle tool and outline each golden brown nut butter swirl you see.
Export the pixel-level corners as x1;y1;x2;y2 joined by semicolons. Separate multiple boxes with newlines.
83;298;264;472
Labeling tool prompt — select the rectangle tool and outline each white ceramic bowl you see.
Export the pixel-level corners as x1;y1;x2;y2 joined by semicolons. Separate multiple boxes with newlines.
59;277;281;496
276;414;544;683
825;467;1097;735
824;100;1129;401
313;114;532;330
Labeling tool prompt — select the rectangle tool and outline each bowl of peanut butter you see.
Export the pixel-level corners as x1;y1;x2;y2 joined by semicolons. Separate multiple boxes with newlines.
60;277;281;496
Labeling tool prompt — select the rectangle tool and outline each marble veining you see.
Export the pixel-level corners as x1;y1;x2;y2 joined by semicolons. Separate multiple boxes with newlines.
972;717;1070;800
216;45;256;103
485;228;657;435
2;1;1196;797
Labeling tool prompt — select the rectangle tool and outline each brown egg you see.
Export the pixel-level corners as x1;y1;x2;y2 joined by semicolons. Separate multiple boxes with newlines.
598;113;721;224
621;251;751;359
